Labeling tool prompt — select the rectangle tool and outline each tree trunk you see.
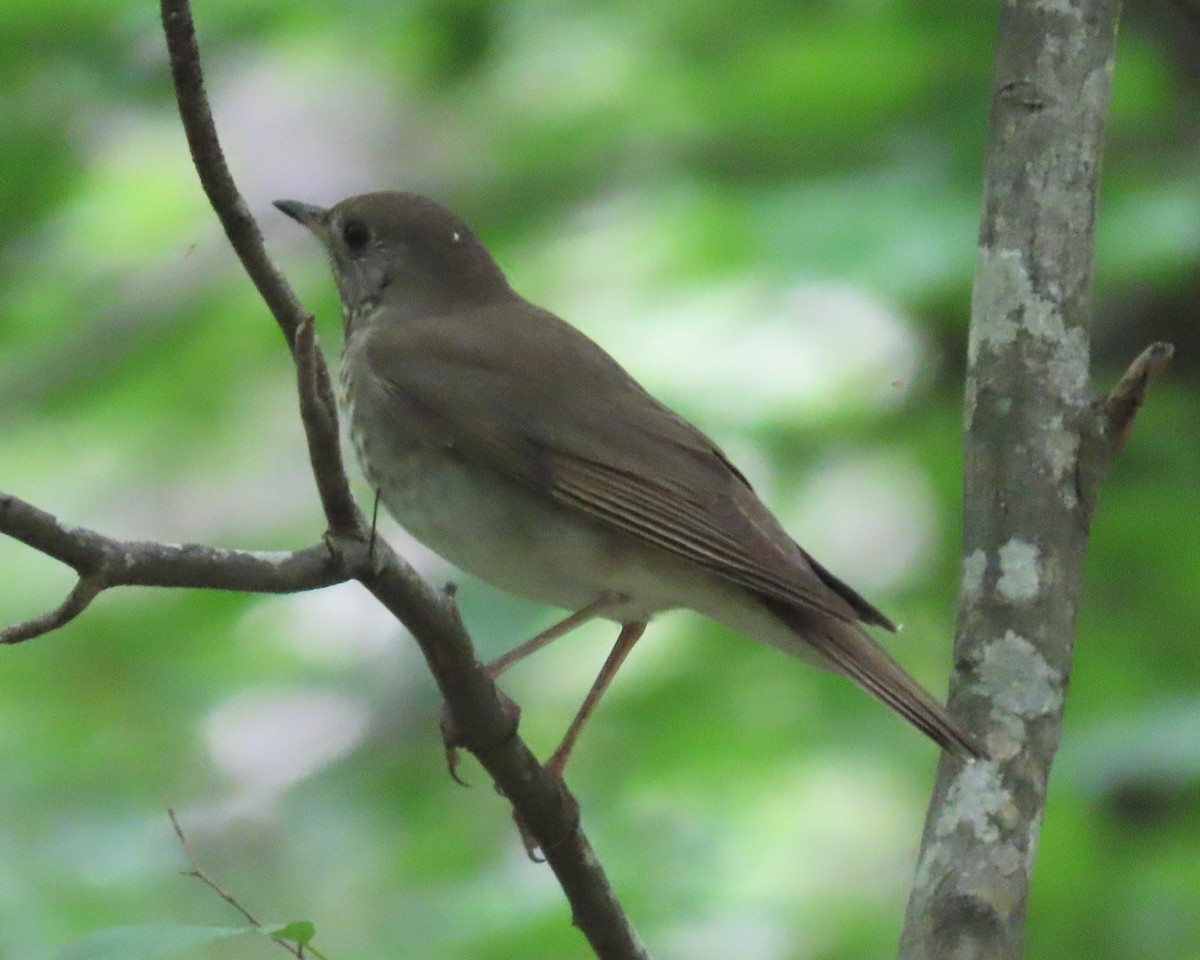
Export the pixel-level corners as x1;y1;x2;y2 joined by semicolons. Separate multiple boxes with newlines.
897;0;1135;957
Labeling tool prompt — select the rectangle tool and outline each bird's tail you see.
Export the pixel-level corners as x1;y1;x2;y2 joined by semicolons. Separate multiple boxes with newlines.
762;598;986;761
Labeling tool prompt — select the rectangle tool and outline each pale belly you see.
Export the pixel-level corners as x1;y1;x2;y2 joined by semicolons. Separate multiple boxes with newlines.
349;413;697;621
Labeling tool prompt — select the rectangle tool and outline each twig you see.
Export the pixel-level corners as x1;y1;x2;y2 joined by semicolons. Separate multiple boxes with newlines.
1;575;103;644
0;492;351;647
1100;341;1175;454
0;491;110;572
158;0;309;347
168;810;266;930
160;0;362;538
168;810;309;959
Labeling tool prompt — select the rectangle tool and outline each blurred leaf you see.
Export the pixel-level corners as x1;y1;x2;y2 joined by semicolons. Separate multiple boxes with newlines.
57;925;250;960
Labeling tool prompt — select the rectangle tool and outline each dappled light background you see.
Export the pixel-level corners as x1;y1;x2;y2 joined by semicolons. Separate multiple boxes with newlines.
2;1;1198;958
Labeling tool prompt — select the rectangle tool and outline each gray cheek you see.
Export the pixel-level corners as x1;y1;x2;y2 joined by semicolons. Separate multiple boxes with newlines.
332;257;372;311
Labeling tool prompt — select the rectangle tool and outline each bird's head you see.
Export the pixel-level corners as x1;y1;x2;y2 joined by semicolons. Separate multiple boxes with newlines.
275;191;510;334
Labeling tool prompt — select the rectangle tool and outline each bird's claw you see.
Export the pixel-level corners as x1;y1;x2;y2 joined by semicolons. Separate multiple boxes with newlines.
438;703;472;787
438;687;521;787
512;763;580;862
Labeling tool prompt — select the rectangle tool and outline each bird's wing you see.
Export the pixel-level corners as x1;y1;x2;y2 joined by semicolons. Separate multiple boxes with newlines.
360;304;894;631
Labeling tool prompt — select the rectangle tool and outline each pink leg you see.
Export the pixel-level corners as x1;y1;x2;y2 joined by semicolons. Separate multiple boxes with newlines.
546;621;647;780
486;594;626;678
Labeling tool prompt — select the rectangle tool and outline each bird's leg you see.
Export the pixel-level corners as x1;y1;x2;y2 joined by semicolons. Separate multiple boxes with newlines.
545;620;647;780
485;593;627;678
441;595;627;787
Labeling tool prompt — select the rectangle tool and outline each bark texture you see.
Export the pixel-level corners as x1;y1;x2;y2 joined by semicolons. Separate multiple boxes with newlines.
898;1;1130;958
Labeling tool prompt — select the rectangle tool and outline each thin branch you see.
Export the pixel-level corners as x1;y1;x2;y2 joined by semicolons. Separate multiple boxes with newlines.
158;0;310;348
160;0;362;536
168;810;316;960
0;491;351;646
153;2;649;957
0;492;349;593
1100;340;1174;454
1;575;103;645
118;540;350;592
0;491;109;572
160;0;364;536
169;810;269;931
355;543;647;957
293;315;360;536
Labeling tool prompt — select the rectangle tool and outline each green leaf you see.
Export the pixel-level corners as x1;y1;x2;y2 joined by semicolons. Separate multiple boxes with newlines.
263;920;316;945
58;924;251;960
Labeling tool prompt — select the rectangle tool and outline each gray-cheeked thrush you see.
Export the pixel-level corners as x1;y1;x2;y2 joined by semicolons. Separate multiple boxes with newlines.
275;192;984;777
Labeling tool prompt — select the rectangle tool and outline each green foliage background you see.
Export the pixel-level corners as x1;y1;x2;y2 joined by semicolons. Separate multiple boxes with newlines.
2;1;1198;958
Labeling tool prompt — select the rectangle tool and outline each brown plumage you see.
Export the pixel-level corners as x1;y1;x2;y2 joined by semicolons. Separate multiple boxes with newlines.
276;191;985;766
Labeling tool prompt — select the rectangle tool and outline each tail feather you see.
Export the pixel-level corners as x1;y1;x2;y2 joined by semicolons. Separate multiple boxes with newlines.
763;598;986;761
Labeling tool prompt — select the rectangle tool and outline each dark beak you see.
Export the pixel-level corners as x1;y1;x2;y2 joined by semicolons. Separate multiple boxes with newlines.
273;199;330;231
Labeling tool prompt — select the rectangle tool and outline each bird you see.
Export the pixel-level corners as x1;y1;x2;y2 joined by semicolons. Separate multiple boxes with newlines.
274;191;985;777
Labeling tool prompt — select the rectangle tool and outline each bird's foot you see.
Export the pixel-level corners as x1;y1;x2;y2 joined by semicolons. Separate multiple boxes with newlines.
512;759;580;862
438;687;521;787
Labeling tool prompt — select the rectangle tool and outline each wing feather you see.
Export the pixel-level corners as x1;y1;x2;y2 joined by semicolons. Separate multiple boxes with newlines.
360;307;885;629
545;454;869;624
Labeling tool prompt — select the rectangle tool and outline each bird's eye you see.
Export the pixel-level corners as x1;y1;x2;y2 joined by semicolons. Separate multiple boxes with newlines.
342;220;370;252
